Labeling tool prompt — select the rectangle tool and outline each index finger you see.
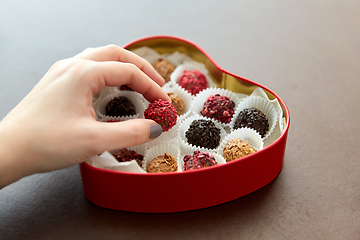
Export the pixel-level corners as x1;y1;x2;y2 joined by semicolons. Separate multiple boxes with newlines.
75;60;170;103
74;45;165;87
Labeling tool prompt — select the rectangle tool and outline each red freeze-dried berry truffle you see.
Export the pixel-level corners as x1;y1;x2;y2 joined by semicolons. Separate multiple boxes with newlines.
144;99;177;132
178;70;208;95
200;94;235;124
183;151;218;171
112;148;144;167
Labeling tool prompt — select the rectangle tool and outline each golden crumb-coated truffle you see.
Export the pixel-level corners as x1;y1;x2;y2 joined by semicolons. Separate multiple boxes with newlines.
167;92;185;116
146;152;177;173
223;138;256;162
153;58;175;83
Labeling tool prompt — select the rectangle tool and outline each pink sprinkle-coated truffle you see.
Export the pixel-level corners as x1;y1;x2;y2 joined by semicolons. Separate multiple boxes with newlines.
183;151;218;171
200;94;235;124
144;99;177;132
178;70;208;95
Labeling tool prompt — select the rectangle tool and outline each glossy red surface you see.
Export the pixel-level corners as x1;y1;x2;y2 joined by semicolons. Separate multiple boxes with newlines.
80;36;290;213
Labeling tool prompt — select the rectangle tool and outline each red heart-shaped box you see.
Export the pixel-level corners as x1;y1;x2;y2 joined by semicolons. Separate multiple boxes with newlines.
80;35;290;213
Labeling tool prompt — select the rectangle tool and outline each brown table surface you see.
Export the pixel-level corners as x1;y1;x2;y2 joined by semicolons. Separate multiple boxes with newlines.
1;0;359;239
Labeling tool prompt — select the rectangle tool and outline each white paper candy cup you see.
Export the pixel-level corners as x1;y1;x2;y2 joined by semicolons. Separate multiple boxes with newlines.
143;143;181;173
230;96;279;140
162;83;193;122
180;147;226;172
165;51;193;66
132;46;162;65
191;87;241;128
132;47;194;67
235;93;249;100
98;86;120;98
179;116;227;153
86;151;146;173
145;119;181;149
92;92;100;103
95;91;146;120
170;60;217;95
110;144;147;158
107;144;147;169
217;127;264;159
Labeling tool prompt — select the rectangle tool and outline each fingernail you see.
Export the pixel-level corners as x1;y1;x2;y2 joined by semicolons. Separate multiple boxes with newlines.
149;123;163;139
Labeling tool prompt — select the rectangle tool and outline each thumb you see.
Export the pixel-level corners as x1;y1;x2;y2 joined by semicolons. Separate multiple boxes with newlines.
92;119;163;151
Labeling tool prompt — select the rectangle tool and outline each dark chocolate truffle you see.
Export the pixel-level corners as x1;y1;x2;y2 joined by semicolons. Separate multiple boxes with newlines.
119;85;133;91
146;152;177;173
200;94;235;124
178;70;208;95
183;151;218;171
234;108;269;137
105;96;136;117
113;148;144;167
144;99;177;132
167;92;185;116
185;119;221;149
222;138;256;162
153;58;175;83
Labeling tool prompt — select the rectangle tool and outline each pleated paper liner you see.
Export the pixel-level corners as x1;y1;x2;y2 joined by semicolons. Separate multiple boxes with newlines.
162;83;193;122
230;95;279;140
86;142;147;174
144;120;181;149
132;46;193;66
142;143;181;173
179;115;227;153
191;87;241;128
95;91;146;121
180;144;226;172
170;60;217;96
217;127;264;160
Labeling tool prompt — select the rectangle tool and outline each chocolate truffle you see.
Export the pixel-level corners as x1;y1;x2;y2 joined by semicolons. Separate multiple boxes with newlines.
178;70;208;95
153;58;175;83
234;108;269;137
167;92;185;116
119;85;133;91
105;96;136;117
146;152;178;173
185;119;221;149
222;138;257;162
113;148;144;167
183;151;218;171
200;94;235;124
144;99;177;132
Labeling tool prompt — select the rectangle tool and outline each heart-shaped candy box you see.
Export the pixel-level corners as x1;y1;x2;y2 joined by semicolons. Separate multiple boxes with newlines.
80;35;290;213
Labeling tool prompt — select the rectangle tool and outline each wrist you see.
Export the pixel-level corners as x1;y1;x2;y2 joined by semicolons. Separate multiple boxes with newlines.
0;119;33;188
